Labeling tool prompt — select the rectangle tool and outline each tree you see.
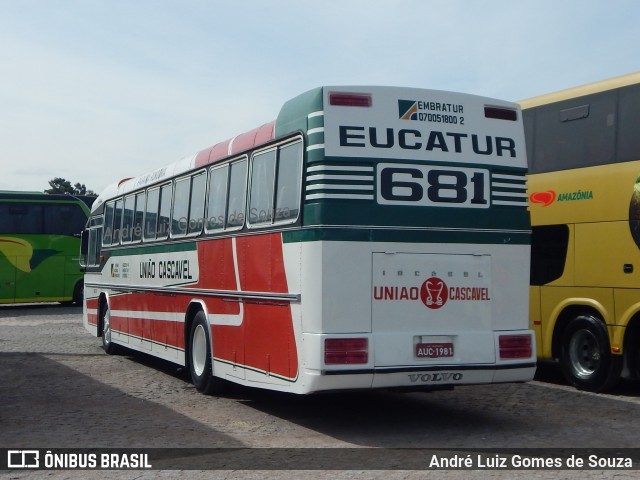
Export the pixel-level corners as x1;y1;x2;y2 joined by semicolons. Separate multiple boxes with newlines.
45;177;97;196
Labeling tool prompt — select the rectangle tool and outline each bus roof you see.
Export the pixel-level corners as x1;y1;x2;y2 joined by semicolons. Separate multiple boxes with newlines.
0;190;43;194
519;72;640;110
0;191;94;206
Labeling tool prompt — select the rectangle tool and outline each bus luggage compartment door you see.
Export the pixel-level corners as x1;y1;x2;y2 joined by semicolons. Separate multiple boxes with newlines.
371;252;495;367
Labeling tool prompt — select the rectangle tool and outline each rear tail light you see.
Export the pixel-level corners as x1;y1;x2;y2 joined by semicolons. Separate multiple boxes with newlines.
484;106;518;121
499;335;532;359
324;338;368;364
329;92;372;107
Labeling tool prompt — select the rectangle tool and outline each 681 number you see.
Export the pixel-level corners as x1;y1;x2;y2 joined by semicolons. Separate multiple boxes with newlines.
377;164;490;208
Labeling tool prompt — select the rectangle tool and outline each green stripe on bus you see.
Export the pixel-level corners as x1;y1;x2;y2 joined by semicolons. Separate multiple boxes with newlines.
108;241;196;257
302;202;530;231
283;227;530;245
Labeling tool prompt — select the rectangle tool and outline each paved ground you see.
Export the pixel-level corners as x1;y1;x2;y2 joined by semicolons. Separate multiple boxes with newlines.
1;304;639;479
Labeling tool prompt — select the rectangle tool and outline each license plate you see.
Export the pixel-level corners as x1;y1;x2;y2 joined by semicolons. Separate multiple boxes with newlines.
416;342;454;358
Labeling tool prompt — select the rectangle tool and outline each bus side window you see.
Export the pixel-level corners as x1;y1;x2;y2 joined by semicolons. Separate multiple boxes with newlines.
45;204;87;236
121;195;136;243
0;203;43;234
275;140;303;223
144;187;160;241
618;83;640;162
533;90;616;172
530;225;570;285
132;191;145;242
94;228;102;264
249;149;276;226
88;228;97;265
103;201;115;245
157;183;172;239
227;160;247;229
80;228;89;267
172;177;190;237
82;215;103;267
112;199;124;245
92;227;102;265
206;165;228;232
187;172;206;235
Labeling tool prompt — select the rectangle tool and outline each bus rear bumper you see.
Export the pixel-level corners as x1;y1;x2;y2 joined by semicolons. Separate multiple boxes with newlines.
301;362;536;393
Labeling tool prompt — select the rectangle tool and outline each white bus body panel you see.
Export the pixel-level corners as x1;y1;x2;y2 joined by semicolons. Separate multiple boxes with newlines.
286;240;534;394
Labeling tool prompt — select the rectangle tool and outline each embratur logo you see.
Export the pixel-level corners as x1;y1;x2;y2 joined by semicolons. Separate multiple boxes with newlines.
398;100;418;120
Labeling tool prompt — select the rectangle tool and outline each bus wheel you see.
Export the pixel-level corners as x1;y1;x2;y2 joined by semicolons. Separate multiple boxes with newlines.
101;303;119;355
72;281;84;305
560;315;622;392
188;311;224;395
628;325;640;382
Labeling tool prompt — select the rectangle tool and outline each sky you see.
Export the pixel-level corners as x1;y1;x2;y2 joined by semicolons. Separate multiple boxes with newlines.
1;0;639;194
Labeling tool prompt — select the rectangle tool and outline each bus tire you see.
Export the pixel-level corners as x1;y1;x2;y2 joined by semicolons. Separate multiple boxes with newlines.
72;281;84;305
100;303;119;355
627;323;640;382
560;315;621;392
188;311;224;395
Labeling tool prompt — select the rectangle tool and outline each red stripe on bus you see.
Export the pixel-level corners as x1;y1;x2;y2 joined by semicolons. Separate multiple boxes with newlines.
86;298;99;309
195;121;276;168
197;237;240;291
212;233;298;379
230;122;275;155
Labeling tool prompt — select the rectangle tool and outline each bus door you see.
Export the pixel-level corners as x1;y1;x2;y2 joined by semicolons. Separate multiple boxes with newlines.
371;252;495;367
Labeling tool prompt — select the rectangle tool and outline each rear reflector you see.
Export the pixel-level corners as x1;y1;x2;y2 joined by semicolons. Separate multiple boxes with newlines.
329;92;372;107
325;338;368;364
484;106;518;121
499;334;532;359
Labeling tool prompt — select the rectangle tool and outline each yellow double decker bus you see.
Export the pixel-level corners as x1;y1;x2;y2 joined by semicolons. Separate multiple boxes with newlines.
521;72;640;392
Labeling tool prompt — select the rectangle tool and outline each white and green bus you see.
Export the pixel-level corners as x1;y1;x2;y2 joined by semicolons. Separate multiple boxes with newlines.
83;86;535;394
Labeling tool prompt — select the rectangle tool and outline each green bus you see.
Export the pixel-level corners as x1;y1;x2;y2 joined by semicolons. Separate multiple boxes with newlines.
0;191;92;305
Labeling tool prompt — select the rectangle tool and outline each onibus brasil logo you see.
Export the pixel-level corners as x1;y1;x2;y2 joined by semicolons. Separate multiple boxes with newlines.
373;277;490;309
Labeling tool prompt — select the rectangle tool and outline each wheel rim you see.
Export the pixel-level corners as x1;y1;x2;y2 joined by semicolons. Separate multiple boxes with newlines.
192;324;207;377
568;328;601;378
103;308;112;345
